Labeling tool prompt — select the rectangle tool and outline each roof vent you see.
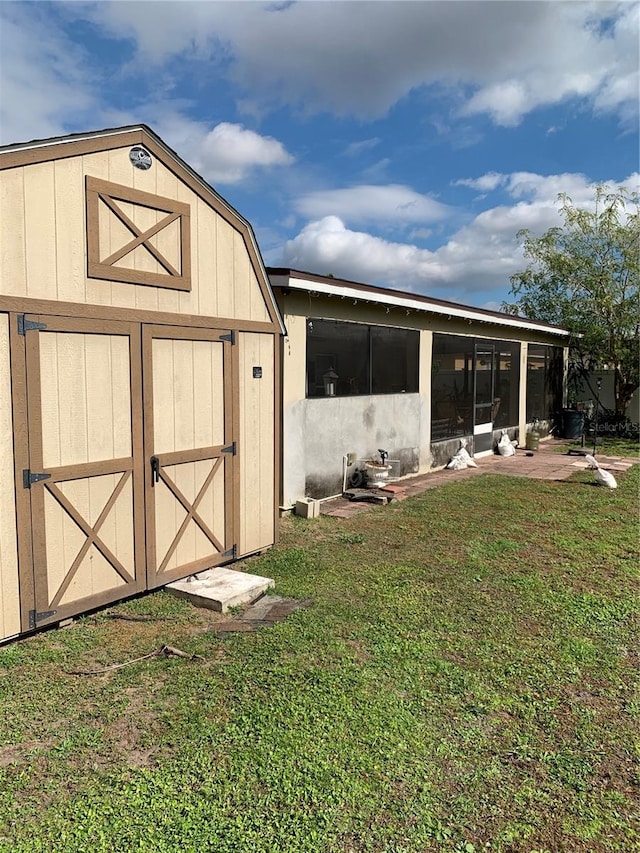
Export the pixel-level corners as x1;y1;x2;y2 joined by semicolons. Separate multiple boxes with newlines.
129;145;152;170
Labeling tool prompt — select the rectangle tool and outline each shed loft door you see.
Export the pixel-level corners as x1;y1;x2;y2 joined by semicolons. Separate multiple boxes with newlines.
143;326;235;588
24;317;144;628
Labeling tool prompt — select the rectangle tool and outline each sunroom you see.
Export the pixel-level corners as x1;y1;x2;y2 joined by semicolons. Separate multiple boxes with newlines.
269;269;568;507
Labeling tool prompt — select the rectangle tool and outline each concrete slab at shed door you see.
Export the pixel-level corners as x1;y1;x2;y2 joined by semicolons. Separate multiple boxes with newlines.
167;567;274;613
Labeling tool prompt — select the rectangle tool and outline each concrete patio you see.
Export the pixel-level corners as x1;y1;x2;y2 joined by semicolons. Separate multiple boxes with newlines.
321;439;638;518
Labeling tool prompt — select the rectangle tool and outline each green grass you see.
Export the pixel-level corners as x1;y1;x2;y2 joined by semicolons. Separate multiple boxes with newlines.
558;434;640;458
0;463;638;853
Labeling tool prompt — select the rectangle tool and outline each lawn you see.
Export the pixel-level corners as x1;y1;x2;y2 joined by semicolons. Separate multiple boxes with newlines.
0;460;638;853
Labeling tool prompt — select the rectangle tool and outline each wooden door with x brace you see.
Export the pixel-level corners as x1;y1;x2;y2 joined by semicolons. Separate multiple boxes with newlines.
143;325;236;588
21;317;236;629
22;316;146;630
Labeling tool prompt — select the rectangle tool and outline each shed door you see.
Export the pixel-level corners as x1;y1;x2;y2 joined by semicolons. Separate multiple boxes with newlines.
24;317;145;629
143;325;235;589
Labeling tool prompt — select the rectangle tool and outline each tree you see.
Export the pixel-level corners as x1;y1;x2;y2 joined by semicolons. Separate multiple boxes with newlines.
503;186;639;416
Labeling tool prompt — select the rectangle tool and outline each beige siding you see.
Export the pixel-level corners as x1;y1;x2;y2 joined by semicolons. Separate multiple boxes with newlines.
47;476;132;607
0;149;275;325
54;158;85;303
82;153;112;307
151;338;225;454
39;332;131;468
38;329;135;609
24;163;57;300
238;332;275;556
0;169;27;294
150;337;226;572
0;315;20;640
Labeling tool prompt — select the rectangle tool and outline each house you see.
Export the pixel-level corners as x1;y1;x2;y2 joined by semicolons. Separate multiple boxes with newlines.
269;269;569;508
0;126;284;640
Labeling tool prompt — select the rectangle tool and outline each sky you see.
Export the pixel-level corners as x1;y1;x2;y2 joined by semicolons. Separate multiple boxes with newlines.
1;0;638;311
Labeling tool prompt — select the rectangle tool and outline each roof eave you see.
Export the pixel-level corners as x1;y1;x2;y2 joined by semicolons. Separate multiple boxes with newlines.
268;269;569;339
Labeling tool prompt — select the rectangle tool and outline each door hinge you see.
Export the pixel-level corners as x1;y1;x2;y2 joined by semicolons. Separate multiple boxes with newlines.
18;316;47;335
28;608;57;629
23;469;51;489
221;442;236;455
219;330;236;344
222;544;237;559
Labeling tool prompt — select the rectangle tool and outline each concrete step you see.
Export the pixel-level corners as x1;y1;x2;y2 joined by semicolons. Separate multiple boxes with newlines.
166;566;274;613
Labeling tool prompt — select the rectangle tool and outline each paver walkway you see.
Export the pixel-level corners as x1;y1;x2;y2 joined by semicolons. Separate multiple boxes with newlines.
322;439;637;518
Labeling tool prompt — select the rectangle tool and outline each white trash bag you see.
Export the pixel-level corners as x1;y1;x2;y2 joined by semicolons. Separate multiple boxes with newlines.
446;440;479;470
497;430;516;457
584;454;617;489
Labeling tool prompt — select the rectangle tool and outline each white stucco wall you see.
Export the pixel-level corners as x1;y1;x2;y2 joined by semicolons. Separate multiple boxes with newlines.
282;393;424;504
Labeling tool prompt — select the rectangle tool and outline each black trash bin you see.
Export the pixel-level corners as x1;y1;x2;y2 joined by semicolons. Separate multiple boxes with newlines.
562;409;585;439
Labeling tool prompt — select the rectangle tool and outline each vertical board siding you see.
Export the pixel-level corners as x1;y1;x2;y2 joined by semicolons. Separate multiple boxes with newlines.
47;476;131;606
23;163;57;300
105;149;135;309
0;169;27;294
54;158;85;303
154;465;184;573
196;198;217;319
36;327;135;610
151;336;226;571
82;152;112;307
258;334;275;545
239;333;275;556
0;315;20;640
152;338;224;454
216;218;235;319
156;166;181;316
0;149;277;328
39;333;131;467
44;486;85;604
233;231;252;320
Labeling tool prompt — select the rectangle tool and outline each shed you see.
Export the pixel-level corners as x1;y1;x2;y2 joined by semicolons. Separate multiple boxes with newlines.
0;126;283;640
269;269;569;507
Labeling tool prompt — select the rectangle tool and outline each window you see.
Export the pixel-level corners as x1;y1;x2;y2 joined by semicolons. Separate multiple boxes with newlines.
306;318;419;397
526;344;563;420
371;326;419;394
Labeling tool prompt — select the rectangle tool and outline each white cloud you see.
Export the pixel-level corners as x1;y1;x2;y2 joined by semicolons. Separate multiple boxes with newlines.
81;1;638;126
342;138;381;157
186;122;294;184
0;7;97;144
294;185;450;226
504;171;640;205
282;216;445;288
283;171;640;302
3;1;635;160
454;173;507;192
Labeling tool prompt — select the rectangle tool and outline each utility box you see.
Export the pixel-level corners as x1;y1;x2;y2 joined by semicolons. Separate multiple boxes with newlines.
295;498;320;518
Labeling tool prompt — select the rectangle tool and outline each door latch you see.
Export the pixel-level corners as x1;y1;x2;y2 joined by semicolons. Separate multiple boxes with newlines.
150;456;160;485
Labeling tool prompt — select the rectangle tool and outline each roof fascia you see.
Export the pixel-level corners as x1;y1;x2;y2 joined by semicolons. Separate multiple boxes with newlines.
270;273;569;339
